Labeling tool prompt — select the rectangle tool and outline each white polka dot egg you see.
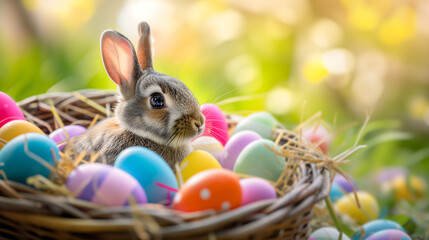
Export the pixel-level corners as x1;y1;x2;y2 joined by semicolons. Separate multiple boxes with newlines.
173;169;241;212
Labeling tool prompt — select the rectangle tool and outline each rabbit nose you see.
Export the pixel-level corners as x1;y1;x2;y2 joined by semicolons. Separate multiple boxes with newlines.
194;121;202;129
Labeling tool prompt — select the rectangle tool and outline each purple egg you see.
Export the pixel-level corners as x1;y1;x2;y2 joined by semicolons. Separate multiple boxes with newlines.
221;131;262;170
240;177;277;206
366;229;411;240
66;163;147;206
49;125;86;150
375;167;407;183
333;174;358;193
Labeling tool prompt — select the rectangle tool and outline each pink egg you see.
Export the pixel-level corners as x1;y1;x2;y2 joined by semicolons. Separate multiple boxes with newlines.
200;103;229;146
240;178;277;206
49;125;87;150
303;125;331;154
0;92;26;128
220;130;262;170
66;163;147;207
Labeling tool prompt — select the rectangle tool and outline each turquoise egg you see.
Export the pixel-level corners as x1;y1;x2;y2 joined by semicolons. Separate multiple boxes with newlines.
330;182;344;202
365;229;411;240
114;146;179;205
233;139;285;182
233;112;278;140
0;133;59;184
352;220;405;240
310;227;351;240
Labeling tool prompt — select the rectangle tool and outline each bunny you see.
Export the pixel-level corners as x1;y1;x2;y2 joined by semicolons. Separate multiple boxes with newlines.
73;22;205;169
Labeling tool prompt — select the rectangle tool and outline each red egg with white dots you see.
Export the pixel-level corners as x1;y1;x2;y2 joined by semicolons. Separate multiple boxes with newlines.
173;169;241;212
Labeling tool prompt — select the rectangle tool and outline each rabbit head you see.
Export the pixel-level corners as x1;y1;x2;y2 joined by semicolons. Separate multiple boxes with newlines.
100;22;205;148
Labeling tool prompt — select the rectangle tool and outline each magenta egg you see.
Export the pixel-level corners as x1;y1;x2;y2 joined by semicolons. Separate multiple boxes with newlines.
0;92;25;128
220;130;262;170
365;229;411;240
240;177;277;206
200;103;229;146
49;125;87;150
67;163;147;207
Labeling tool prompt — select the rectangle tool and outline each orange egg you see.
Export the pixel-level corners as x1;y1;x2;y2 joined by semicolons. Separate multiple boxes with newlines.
173;169;241;212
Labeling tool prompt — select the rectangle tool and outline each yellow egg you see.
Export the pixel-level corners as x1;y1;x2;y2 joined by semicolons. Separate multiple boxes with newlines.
390;175;425;202
177;150;222;184
0;120;44;150
191;136;224;161
335;191;379;224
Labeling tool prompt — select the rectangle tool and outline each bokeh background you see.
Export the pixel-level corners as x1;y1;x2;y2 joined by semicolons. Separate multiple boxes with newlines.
0;0;428;232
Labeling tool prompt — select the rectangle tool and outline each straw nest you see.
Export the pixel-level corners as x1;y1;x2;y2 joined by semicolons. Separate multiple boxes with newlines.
0;89;339;240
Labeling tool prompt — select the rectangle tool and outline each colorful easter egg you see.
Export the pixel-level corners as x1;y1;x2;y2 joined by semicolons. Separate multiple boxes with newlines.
389;175;425;202
234;139;285;182
375;167;406;183
0;120;44;150
365;229;411;240
330;182;345;202
310;227;351;240
49;125;86;150
173;169;241;212
221;130;262;170
191;136;223;161
200;103;229;146
233;112;278;140
333;174;358;193
352;219;405;240
114;146;179;204
0;92;25;128
335;191;379;224
178;150;222;183
67;163;147;207
303;124;331;154
0;133;59;184
239;177;277;206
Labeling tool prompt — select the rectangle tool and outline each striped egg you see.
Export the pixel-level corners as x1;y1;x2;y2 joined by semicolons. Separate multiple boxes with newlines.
66;163;147;207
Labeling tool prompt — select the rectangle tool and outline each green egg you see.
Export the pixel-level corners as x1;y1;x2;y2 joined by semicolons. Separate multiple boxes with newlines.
233;112;278;140
233;139;285;182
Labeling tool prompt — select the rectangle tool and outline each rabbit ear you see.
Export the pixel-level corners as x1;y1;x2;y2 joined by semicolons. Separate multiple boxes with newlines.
137;22;153;70
101;30;140;99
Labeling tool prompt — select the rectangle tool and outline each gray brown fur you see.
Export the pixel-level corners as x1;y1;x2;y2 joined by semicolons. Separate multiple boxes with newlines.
73;22;205;169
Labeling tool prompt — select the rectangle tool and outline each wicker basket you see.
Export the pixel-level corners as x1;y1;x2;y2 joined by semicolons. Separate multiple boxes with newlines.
0;90;331;240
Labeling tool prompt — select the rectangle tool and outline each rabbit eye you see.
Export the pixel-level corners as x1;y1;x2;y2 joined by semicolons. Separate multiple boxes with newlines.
150;93;164;108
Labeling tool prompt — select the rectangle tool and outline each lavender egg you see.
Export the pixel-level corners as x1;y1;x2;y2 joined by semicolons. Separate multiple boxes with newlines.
220;131;262;170
375;167;406;183
67;163;147;207
240;177;277;206
333;174;358;193
49;125;86;150
365;229;411;240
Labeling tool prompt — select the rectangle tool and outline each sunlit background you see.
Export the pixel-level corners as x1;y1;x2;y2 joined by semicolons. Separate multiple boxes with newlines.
1;0;429;191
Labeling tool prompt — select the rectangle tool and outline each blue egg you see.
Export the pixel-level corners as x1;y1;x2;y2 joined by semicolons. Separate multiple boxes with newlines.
352;220;405;240
330;182;345;202
365;229;411;240
0;133;59;184
114;146;179;204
